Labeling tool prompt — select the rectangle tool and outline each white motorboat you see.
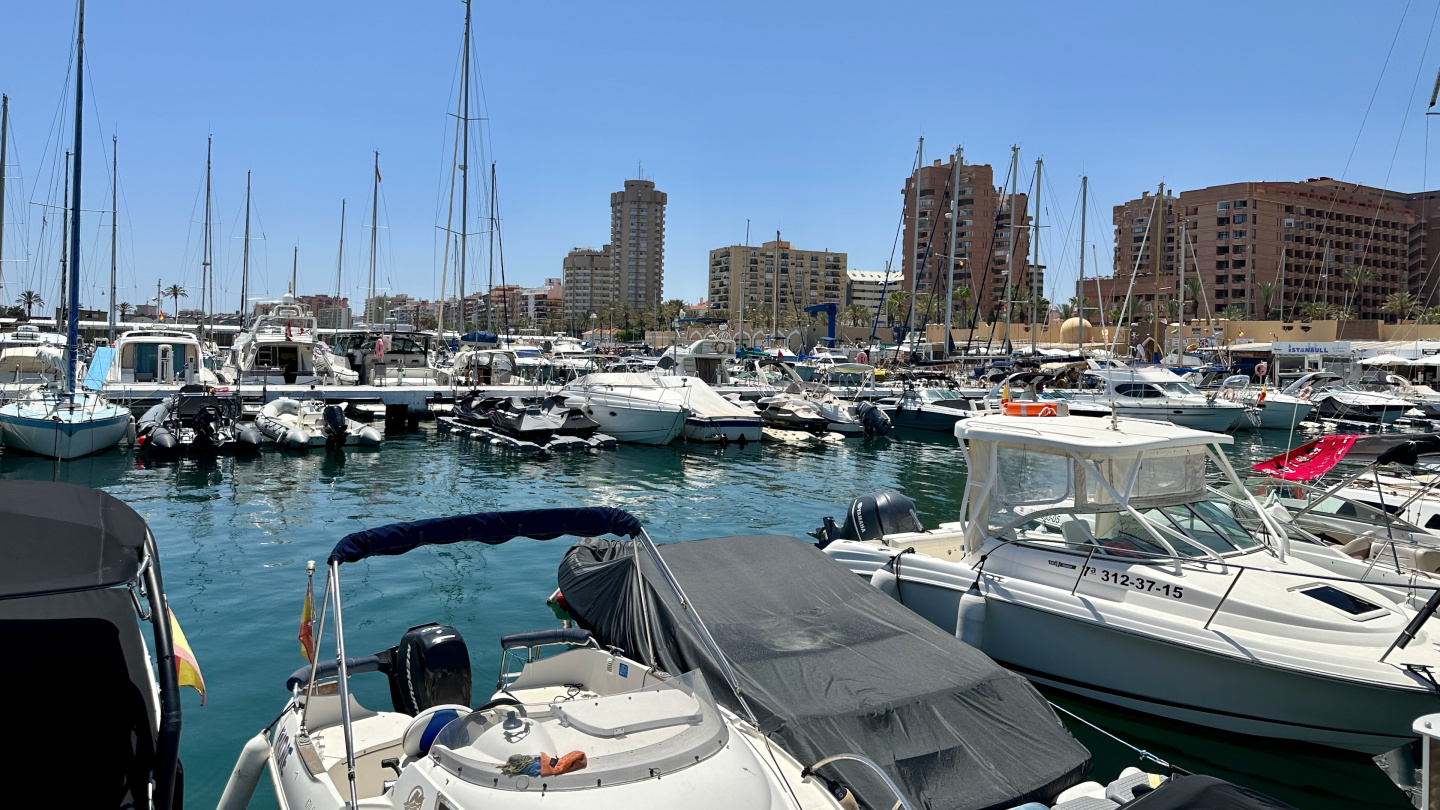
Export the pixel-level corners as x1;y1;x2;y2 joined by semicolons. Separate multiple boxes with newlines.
817;413;1440;753
216;508;875;810
0;324;65;388
659;335;734;384
881;386;976;432
0;481;185;809
1064;363;1248;432
328;326;448;386
1284;371;1412;424
1357;370;1440;418
559;372;687;445
652;375;762;443
109;327;219;385
256;397;382;449
1205;374;1312;430
225;297;357;385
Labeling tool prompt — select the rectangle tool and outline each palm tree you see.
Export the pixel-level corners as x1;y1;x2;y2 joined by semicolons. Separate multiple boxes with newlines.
951;287;973;328
163;284;187;319
15;290;44;319
1257;282;1278;319
1342;267;1373;315
1057;302;1075;321
116;301;134;320
884;290;911;325
1106;307;1123;325
843;303;871;328
1383;291;1418;322
1184;277;1208;322
1418;306;1440;325
1220;304;1249;321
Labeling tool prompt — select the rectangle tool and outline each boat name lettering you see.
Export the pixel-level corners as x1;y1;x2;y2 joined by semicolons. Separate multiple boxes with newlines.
1047;559;1077;570
1084;567;1184;599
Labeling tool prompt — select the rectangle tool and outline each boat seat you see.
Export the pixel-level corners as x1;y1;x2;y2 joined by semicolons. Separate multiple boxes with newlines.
1060;519;1093;548
402;703;470;758
1415;548;1440;574
1339;537;1373;558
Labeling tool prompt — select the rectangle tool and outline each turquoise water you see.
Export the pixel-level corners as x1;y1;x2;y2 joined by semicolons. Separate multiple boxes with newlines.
0;425;1411;809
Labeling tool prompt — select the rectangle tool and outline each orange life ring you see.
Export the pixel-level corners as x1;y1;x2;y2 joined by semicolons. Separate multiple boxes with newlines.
1003;401;1058;417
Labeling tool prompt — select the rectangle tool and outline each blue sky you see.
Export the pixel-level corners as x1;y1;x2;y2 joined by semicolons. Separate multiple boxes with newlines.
0;1;1436;314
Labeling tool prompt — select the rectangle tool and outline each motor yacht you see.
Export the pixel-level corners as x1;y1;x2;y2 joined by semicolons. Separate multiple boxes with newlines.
1283;371;1412;424
1210;375;1313;430
817;414;1440;753
658;335;734;384
1356;370;1440;418
651;374;763;443
0;324;65;389
110;327;218;385
558;372;687;445
216;508;872;810
1063;364;1248;432
225;297;356;385
329;325;448;386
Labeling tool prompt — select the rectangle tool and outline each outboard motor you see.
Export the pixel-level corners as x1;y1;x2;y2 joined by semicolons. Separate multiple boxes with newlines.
194;405;222;448
814;490;922;548
855;401;892;437
384;623;472;716
322;404;349;447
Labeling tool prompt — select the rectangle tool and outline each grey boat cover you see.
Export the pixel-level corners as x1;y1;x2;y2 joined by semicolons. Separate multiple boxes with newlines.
1123;775;1297;810
557;534;1091;810
0;480;147;598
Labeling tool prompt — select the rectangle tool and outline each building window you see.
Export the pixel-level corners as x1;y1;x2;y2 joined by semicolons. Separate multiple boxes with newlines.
1233;261;1247;269
1216;275;1228;284
1216;290;1228;298
1232;230;1247;239
1216;260;1230;269
1233;245;1247;254
1216;232;1228;241
1217;202;1230;211
1232;213;1248;224
1216;217;1230;226
1233;200;1248;208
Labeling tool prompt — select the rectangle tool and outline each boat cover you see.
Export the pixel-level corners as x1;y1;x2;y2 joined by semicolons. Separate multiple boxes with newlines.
83;346;116;391
557;534;1091;810
1122;774;1296;809
329;507;642;564
0;480;147;597
1251;435;1359;481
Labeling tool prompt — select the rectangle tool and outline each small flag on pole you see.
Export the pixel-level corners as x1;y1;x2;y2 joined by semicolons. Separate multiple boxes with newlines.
299;561;316;662
168;608;206;705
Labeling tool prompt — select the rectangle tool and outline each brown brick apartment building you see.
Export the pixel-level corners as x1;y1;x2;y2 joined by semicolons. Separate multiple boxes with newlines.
902;156;1032;324
1085;179;1425;322
707;240;847;327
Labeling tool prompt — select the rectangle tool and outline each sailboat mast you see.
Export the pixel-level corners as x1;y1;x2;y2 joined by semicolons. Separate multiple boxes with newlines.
202;135;213;342
334;199;345;299
739;219;748;350
944;146;961;355
773;229;781;335
1177;216;1187;363
487;162;496;331
1004;145;1019;352
60;152;70;334
0;95;8;305
907;137;922;336
66;0;85;396
1030;157;1041;355
291;245;298;296
109;135;117;343
458;0;472;333
241;171;251;318
368;150;379;323
1078;174;1088;352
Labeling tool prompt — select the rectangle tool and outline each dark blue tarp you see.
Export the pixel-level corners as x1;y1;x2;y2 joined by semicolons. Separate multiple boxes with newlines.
461;331;498;343
329;507;642;564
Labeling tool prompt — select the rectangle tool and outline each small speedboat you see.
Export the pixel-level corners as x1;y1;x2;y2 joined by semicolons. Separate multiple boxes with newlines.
0;481;185;809
881;386;975;432
490;395;599;441
256;397;381;449
1285;372;1412;424
216;508;866;810
137;385;262;455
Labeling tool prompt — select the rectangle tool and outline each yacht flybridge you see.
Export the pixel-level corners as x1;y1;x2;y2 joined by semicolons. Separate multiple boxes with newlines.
217;508;885;810
224;297;356;385
818;414;1440;754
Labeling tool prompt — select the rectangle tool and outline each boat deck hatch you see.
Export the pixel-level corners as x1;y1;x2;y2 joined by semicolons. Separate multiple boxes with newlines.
1298;584;1385;617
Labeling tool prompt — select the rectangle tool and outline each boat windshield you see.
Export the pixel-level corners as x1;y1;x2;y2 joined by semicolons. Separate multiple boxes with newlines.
1149;501;1262;554
1154;381;1200;396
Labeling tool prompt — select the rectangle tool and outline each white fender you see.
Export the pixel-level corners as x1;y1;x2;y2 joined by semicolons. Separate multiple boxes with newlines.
957;584;987;648
215;731;271;810
869;565;900;601
356;425;382;446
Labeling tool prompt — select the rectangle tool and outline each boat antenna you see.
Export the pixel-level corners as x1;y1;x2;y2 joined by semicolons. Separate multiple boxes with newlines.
65;0;86;398
290;245;297;297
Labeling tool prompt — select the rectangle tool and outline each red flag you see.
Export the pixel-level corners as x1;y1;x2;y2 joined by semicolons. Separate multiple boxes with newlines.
376;167;382;183
298;569;315;661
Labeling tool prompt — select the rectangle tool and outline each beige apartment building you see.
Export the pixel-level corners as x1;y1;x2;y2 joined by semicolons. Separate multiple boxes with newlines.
562;245;615;325
610;179;667;308
707;240;847;327
1087;179;1418;322
901;158;1032;323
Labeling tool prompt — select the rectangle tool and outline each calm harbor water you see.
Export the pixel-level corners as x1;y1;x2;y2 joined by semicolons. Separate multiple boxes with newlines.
0;424;1411;810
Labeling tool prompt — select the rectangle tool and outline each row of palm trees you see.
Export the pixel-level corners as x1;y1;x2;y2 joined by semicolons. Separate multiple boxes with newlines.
9;284;189;321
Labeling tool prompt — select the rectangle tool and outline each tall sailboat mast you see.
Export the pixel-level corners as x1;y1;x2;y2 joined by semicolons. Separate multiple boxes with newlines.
907;137;922;335
1030;157;1042;355
943;146;961;354
1078;174;1088;352
738;219;748;350
334;199;345;298
1003;145;1019;352
290;245;298;296
487;163;496;331
368;150;380;323
458;0;472;333
202;135;213;341
65;0;86;396
60;152;71;333
773;229;781;334
241;171;251;318
109;134;117;343
0;95;8;303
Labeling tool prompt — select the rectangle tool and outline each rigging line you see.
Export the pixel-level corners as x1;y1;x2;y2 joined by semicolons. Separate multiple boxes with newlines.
1041;171;1080;302
969;155;1019;352
1341;0;1413;182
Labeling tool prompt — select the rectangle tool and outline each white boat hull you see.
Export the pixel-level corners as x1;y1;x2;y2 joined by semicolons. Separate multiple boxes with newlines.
572;401;685;445
682;416;762;443
0;401;132;460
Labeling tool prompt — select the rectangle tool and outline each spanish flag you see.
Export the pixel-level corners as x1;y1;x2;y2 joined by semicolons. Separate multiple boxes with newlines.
298;572;316;662
168;608;206;705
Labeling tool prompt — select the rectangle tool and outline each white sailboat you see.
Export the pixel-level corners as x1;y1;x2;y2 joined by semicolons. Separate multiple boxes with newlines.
0;9;132;460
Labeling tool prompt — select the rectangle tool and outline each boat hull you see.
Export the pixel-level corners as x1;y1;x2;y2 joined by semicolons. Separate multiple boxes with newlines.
0;405;132;460
682;416;762;443
578;403;685;445
1250;397;1314;429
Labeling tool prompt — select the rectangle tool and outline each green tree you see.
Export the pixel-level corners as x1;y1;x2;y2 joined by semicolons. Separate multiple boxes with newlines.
16;290;44;318
884;290;911;325
843;303;871;328
1184;277;1208;322
1257;281;1278;319
1220;304;1249;321
1057;301;1075;321
115;301;134;320
1342;267;1373;315
1383;291;1418;322
163;284;187;319
1418;306;1440;325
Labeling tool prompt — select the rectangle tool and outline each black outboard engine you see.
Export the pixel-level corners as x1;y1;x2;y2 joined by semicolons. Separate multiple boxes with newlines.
814;490;922;548
856;401;892;437
193;405;222;448
383;623;472;716
322;404;349;447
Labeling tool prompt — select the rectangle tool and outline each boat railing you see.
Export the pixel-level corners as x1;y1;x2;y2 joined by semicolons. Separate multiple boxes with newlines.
802;753;915;810
983;532;1440;661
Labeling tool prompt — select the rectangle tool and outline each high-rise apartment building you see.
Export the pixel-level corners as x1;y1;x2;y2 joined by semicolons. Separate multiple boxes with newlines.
562;245;616;324
901;158;1032;324
707;240;847;327
1087;180;1417;321
610;179;667;308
